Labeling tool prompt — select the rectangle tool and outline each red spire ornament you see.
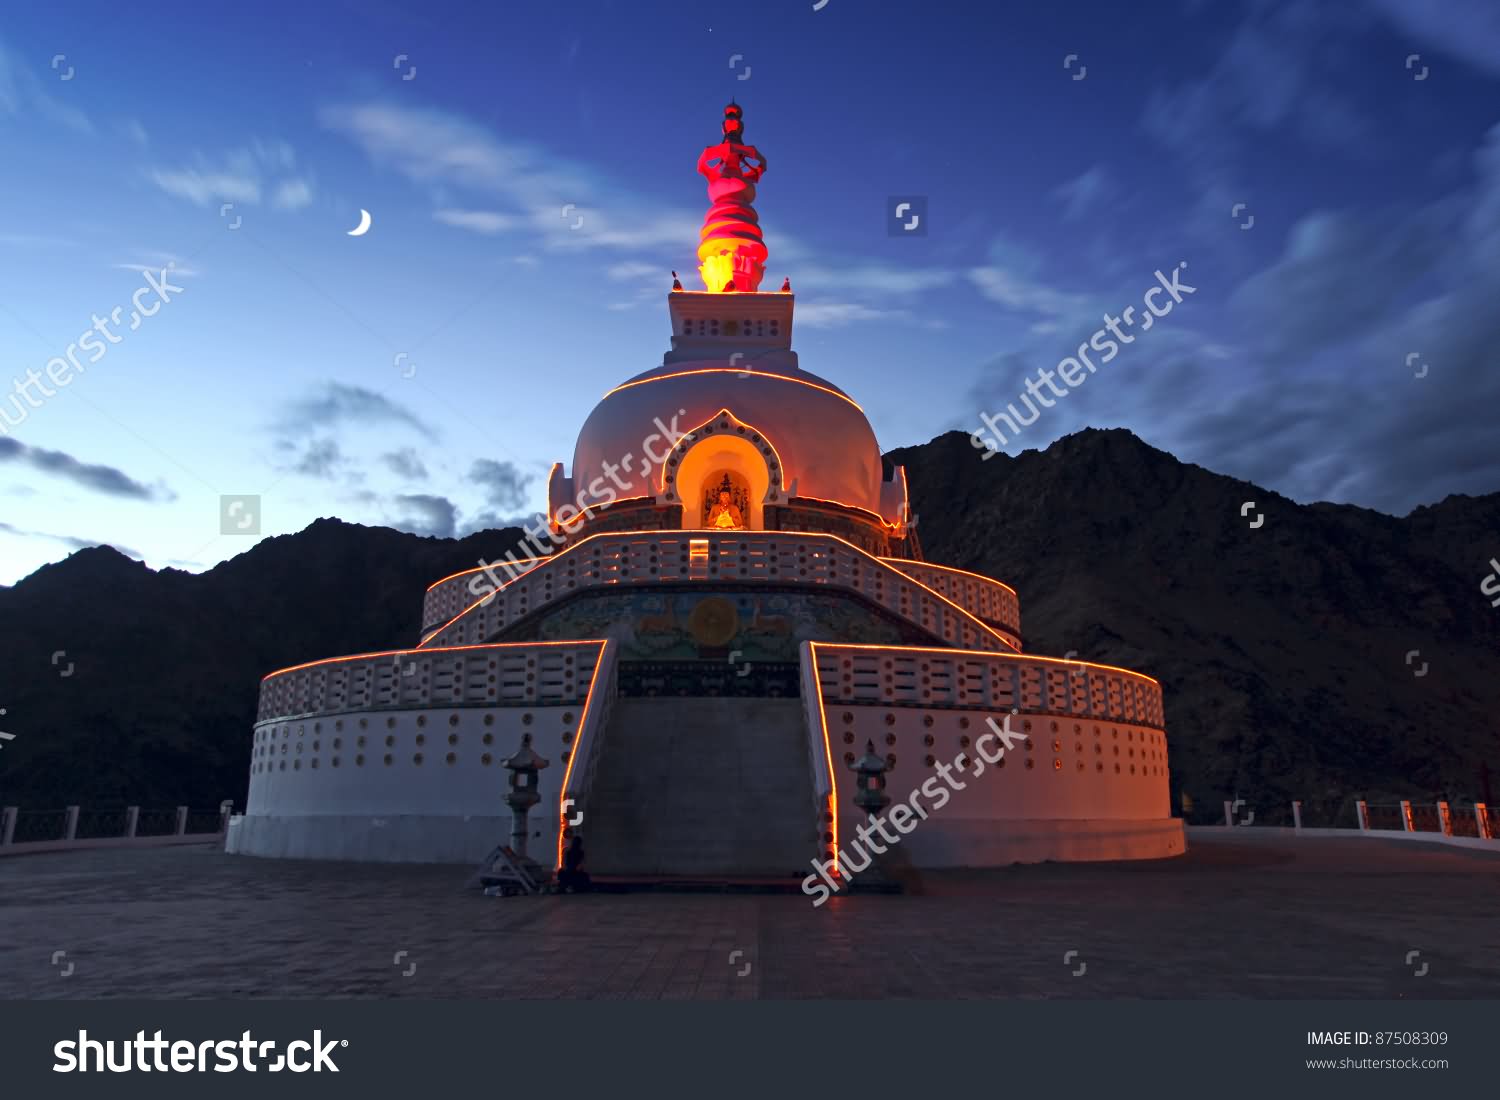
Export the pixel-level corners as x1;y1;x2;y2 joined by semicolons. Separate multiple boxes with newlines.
695;101;769;293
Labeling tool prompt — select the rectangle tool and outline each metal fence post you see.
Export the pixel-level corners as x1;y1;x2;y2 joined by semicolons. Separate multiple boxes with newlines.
1292;800;1303;830
1223;800;1234;827
64;805;80;841
1356;800;1369;831
174;806;188;836
1;806;16;846
125;806;139;838
1437;800;1452;836
1400;800;1414;831
1476;803;1491;841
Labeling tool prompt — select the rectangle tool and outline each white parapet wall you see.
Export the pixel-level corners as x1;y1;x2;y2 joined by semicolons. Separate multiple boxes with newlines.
803;641;1184;867
232;702;583;864
233;640;609;864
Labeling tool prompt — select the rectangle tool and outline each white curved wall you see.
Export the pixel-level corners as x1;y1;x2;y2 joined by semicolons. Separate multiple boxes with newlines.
804;642;1182;867
237;704;578;864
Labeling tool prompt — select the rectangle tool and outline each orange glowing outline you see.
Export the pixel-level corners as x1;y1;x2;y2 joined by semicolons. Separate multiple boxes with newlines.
418;529;1019;655
554;639;611;870
601;369;866;414
806;641;841;876
655;407;788;497
790;493;906;531
878;557;1019;599
543;461;564;528
806;641;1163;688
261;639;601;682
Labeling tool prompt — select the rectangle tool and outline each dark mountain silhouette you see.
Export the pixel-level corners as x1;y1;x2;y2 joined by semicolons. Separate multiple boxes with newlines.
2;428;1496;826
889;428;1500;824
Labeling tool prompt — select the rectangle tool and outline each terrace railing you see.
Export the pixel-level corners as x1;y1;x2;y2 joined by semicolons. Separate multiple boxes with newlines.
0;802;234;851
808;641;1166;730
256;640;608;726
419;531;1018;654
1211;799;1494;841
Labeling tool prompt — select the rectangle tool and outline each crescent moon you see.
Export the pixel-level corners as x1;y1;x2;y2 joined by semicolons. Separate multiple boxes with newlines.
347;209;372;237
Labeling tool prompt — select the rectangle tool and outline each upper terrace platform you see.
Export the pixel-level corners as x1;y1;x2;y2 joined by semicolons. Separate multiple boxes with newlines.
418;530;1022;652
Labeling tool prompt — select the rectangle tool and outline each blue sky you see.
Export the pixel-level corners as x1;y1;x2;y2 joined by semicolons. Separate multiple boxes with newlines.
3;0;1499;584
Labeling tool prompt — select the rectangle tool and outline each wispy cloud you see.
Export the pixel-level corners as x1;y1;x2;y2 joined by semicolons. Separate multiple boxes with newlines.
607;261;660;281
321;102;699;253
118;118;148;147
0;438;171;500
112;250;202;279
382;448;429;480
292;438;343;478
0;520;142;559
387;493;457;538
1052;164;1119;222
271;178;315;211
433;208;520;234
469;459;533;513
796;302;908;328
0;40;91;133
147;139;314;210
0;233;78;248
274;383;438;441
968;267;1089;317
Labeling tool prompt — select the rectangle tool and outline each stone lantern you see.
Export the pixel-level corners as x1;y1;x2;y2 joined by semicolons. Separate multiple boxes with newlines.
502;733;550;860
850;739;891;818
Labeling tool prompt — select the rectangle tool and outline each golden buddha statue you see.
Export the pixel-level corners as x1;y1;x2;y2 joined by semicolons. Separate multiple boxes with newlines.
706;489;745;529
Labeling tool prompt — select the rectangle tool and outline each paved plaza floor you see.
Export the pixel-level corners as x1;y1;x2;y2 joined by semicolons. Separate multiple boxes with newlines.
2;831;1497;999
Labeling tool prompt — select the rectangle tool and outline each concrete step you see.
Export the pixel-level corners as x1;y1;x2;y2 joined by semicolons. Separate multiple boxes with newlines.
583;696;818;877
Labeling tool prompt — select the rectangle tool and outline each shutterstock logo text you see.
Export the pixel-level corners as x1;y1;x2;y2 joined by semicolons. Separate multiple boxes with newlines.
54;1030;345;1073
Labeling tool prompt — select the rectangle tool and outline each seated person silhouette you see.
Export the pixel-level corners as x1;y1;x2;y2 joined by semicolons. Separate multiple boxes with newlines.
706;489;745;529
557;834;590;893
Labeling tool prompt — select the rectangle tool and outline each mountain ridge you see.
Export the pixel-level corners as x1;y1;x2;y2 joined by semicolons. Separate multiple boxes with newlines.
2;427;1496;825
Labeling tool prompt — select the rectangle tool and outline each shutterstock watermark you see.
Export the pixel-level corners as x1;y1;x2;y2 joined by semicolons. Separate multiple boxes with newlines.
54;1030;345;1073
970;263;1196;459
465;409;690;602
0;265;187;437
1481;557;1500;607
802;710;1030;906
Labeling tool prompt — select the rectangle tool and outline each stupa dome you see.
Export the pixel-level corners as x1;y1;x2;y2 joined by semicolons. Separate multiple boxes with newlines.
566;356;892;521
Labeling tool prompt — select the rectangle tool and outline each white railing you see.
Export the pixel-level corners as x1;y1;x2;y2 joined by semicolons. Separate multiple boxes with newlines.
1212;799;1496;840
880;559;1021;642
421;530;1016;654
422;558;544;634
1;803;232;851
808;643;1165;729
256;641;607;725
556;639;620;863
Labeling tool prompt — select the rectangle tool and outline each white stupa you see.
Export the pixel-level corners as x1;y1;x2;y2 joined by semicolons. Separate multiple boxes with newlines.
228;104;1183;884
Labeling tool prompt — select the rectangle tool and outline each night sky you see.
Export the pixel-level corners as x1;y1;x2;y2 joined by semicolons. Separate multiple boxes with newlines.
2;0;1498;583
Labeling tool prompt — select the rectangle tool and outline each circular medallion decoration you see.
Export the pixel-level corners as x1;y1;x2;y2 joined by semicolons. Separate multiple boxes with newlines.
688;596;739;647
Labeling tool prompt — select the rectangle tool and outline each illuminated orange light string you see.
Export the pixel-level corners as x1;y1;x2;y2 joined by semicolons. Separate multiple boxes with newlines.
554;640;610;870
418;529;1017;655
655;407;789;496
877;557;1018;598
807;641;840;877
809;641;1163;687
601;369;866;414
261;639;601;682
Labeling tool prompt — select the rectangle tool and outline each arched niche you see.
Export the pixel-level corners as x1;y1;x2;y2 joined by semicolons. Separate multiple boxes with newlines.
674;430;772;530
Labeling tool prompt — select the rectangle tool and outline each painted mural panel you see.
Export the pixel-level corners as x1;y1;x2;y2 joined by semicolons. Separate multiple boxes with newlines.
506;587;931;663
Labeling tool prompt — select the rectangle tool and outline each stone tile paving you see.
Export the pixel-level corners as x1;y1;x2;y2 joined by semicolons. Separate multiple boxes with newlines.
1;832;1496;999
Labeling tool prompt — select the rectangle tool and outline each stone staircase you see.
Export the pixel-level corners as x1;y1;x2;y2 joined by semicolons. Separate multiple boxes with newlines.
583;696;817;879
